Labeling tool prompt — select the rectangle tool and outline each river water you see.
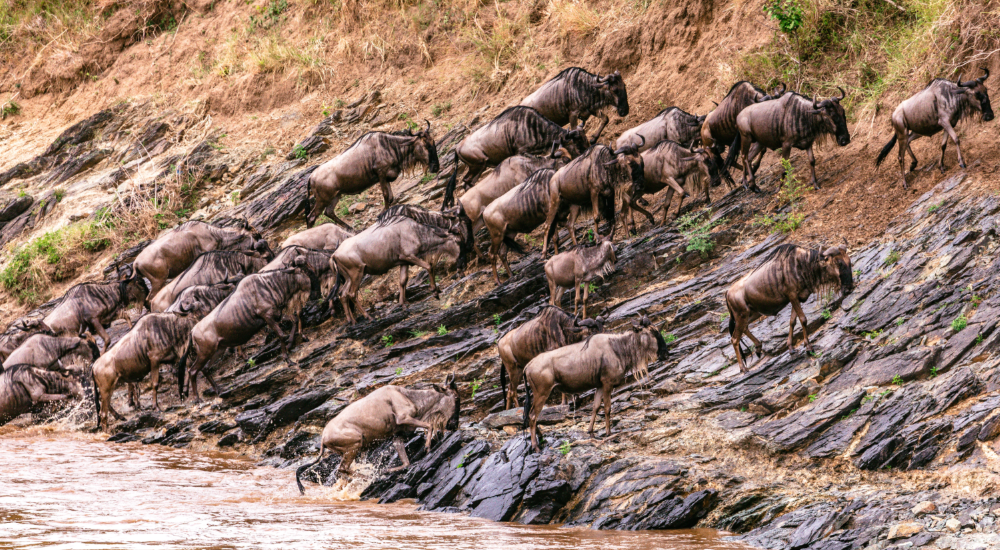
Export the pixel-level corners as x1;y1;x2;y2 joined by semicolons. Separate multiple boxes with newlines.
0;426;752;549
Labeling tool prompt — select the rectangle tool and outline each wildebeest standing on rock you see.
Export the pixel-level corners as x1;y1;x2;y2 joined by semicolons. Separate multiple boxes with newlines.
3;334;99;371
295;376;460;493
625;140;722;230
180;259;326;400
522;317;668;452
306;123;440;228
617;107;705;151
0;365;84;426
92;309;206;429
726;242;853;373
701;81;786;177
498;306;603;409
736;88;851;191
149;250;269;312
132;220;271;302
545;239;616;318
443;106;590;207
43;277;149;353
542;142;644;255
519;67;630;144
165;279;241;316
0;318;53;363
875;69;993;189
281;223;354;251
330;205;471;324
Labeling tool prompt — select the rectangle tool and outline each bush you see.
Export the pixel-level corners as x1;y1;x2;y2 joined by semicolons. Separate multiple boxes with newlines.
677;208;726;257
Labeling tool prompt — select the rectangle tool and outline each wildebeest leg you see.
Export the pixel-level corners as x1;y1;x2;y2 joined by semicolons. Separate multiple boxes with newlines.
590;189;602;239
264;316;296;365
398;267;409;305
338;444;361;477
463;164;487;190
905;132;919;171
566;206;581;251
739;135;757;193
602;383;613;437
386;436;411;472
789;298;813;352
581;281;589;318
528;379;553;452
940;118;966;170
399;255;435;300
325;192;353;231
499;246;514;283
89;318;111;354
588;387;603;435
573;280;581;316
378;174;395;207
427;263;439;299
547;273;559;307
896;129;911;189
806;146;820;190
129;383;142;411
149;360;162;411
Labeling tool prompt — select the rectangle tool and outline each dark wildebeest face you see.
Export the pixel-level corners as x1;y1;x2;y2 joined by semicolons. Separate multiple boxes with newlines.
821;243;853;294
684;147;722;187
608;139;645;191
549;138;572;160
814;87;850;146
600;71;629;117
253;237;274;260
436;374;460;430
760;82;787;102
635;316;669;361
125;277;150;306
959;68;993;122
77;334;101;362
413;120;441;173
563;128;591;157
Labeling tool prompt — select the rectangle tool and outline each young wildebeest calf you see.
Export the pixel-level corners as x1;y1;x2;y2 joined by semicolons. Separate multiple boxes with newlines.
43;278;149;353
545;239;616;318
0;365;83;426
875;69;993;189
726;242;853;373
307;123;439;228
150;250;268;312
498;306;603;409
295;376;460;493
331;205;470;324
3;334;99;371
280;223;354;251
522;317;668;452
624;140;722;231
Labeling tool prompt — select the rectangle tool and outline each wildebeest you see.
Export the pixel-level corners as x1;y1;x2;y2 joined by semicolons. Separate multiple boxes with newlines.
541;143;644;255
0;364;83;426
443;141;570;226
522;317;668;452
306;123;440;228
498;307;603;409
132;220;271;301
701;81;785;177
736;88;851;191
545;239;616;318
481;168;577;284
295;376;460;493
42;278;150;353
3;334;99;371
179;260;325;400
91;310;202;428
875;69;993;189
281;223;354;251
0;318;53;363
519;67;629;143
443;106;590;207
617;107;705;151
149;250;269;312
165;279;241;316
726;242;853;373
330;205;471;324
624;140;722;230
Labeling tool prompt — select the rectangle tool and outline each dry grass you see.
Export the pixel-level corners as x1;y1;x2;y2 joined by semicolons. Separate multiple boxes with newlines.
551;0;602;39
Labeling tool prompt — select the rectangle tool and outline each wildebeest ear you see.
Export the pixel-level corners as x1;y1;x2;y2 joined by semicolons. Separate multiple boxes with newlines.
821;247;841;258
640;315;651;327
293;256;308;267
445;373;457;390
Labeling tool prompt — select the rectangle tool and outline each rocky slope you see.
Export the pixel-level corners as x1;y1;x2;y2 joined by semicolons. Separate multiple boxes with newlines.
3;89;1000;550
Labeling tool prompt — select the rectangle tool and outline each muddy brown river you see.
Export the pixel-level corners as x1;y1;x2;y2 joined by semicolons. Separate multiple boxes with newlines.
0;427;752;549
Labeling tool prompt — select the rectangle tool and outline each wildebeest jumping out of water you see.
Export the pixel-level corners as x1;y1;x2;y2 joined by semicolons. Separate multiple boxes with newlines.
43;277;150;353
306;123;440;228
875;68;993;189
519;67;630;144
522;317;668;452
295;376;460;494
443;106;590;207
726;242;853;373
736;88;851;192
0;319;53;364
3;334;99;371
544;239;616;318
498;307;603;409
0;364;83;426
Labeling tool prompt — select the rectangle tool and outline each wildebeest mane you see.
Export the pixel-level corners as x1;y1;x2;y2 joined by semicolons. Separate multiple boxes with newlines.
376;204;451;232
753;243;834;295
487;106;563;133
725;80;767;98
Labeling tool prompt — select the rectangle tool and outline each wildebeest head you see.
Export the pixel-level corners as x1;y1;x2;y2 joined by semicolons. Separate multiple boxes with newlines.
408;120;440;173
820;241;853;294
77;333;101;361
549;138;572;160
682;147;722;187
117;264;135;281
633;315;669;361
599;70;629;117
562;127;591;157
607;137;646;191
122;275;150;306
292;256;323;300
253;237;275;260
812;87;850;146
958;68;993;122
760;82;787;102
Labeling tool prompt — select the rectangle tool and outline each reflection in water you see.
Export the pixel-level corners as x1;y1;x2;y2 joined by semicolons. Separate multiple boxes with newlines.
0;427;752;550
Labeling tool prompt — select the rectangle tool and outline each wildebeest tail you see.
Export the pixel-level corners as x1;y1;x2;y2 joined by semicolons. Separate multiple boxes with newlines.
521;381;533;430
176;334;193;398
875;134;897;167
295;445;326;495
91;370;100;422
442;151;460;210
723;134;741;173
499;355;507;409
503;235;527;255
305;172;314;223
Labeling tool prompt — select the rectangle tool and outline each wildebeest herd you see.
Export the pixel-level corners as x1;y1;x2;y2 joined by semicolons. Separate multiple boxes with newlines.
0;66;992;492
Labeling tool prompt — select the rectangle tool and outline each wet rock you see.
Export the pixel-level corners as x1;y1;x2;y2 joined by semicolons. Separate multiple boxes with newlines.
217;430;242;447
516;461;575;525
465;436;540;521
233;165;316;232
198;419;237;434
753;390;865;451
0;195;33;223
240;387;338;440
296;397;348;427
286;136;329;160
480;406;568;429
115;411;165;432
218;367;298;405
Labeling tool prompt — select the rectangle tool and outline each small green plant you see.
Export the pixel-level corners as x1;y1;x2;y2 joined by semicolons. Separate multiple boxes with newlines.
660;331;677;344
470;378;483;399
677;208;726;257
395;367;403;376
821;309;832;320
883;249;900;266
410;330;429;338
16;188;27;198
754;212;805;234
334;98;346;108
975;334;984;345
431;101;452;117
588;281;599;293
1;100;21;119
895;317;905;327
321;105;332;117
493;313;502;327
249;0;288;29
437;325;448;336
861;329;883;341
763;0;803;34
456;452;471;468
927;201;944;213
808;394;817;402
929;366;938;379
292;144;307;159
229;191;240;205
891;374;903;386
247;358;256;368
398;112;419;131
381;334;395;347
559;441;572;455
951;315;968;332
419;172;438;184
53;189;65;202
586;228;595;243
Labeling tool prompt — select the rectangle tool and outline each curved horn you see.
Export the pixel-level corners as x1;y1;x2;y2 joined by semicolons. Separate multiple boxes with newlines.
550;140;559;158
776;82;787;95
636;134;646;148
835;86;845;101
979;67;990;83
603;158;620;166
424;119;431;133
